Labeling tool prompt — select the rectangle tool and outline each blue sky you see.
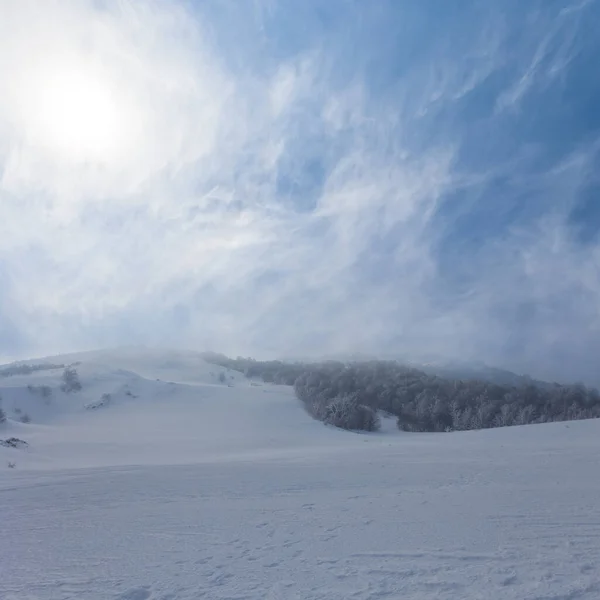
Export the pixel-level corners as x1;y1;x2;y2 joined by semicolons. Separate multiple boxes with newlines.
1;0;600;384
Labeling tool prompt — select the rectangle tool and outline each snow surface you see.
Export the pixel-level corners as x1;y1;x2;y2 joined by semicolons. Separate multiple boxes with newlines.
1;348;600;599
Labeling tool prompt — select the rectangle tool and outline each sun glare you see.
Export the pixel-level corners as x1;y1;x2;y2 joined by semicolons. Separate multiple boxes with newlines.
24;66;126;163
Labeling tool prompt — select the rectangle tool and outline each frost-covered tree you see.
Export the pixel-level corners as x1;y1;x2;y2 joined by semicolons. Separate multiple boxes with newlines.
323;395;380;432
61;367;82;393
205;354;600;433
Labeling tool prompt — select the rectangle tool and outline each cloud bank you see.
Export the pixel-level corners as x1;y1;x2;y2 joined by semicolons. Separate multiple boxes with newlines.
1;0;600;384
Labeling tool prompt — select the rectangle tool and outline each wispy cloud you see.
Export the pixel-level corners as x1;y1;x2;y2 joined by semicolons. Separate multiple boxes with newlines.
1;0;600;384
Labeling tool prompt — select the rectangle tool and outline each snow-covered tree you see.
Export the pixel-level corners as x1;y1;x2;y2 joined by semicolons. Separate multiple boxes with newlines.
61;367;82;393
206;354;600;432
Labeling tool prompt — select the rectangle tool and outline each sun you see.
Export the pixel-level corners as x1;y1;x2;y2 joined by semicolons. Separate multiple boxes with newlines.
22;65;127;164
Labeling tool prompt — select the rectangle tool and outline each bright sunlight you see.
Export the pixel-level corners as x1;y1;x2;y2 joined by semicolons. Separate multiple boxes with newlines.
19;64;130;164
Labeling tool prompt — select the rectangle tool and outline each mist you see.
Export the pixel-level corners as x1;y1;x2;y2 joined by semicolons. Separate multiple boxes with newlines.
1;0;600;385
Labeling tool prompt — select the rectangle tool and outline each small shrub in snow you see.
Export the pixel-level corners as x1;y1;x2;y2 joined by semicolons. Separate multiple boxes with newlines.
218;372;226;383
0;406;5;424
7;461;15;469
19;414;31;424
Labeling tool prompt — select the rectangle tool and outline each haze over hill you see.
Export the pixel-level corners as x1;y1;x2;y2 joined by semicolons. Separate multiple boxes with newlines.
2;0;600;386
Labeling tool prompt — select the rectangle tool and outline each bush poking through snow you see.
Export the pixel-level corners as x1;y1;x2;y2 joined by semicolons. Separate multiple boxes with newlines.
0;406;5;424
1;438;28;449
19;413;31;424
61;367;82;393
7;461;15;469
86;393;112;411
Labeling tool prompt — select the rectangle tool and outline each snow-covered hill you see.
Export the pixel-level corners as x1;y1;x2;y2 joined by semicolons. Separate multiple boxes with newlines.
1;348;600;600
0;348;355;470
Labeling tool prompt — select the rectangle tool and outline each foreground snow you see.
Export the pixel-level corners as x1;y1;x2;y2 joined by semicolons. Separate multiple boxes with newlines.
1;349;599;599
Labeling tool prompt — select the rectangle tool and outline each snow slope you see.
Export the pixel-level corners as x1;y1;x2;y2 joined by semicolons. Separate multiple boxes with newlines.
0;348;355;470
1;348;600;600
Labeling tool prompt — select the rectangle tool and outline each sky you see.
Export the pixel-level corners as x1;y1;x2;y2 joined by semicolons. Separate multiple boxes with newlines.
1;0;600;385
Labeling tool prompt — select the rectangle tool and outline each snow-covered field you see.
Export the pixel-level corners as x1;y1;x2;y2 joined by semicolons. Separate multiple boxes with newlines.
1;349;599;600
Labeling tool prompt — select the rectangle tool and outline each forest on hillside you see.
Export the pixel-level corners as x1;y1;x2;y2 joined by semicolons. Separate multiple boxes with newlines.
202;353;600;433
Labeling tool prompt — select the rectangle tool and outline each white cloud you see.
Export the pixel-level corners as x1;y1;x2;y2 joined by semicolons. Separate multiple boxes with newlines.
0;0;233;202
0;0;599;385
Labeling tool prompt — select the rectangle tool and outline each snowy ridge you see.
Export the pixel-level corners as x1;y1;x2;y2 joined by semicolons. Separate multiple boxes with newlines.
1;348;600;600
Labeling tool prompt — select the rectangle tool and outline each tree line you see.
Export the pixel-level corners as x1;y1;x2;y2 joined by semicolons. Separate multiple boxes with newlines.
0;362;65;378
203;353;600;432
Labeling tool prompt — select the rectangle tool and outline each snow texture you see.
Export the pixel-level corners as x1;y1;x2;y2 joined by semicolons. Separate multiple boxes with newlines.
1;348;599;599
